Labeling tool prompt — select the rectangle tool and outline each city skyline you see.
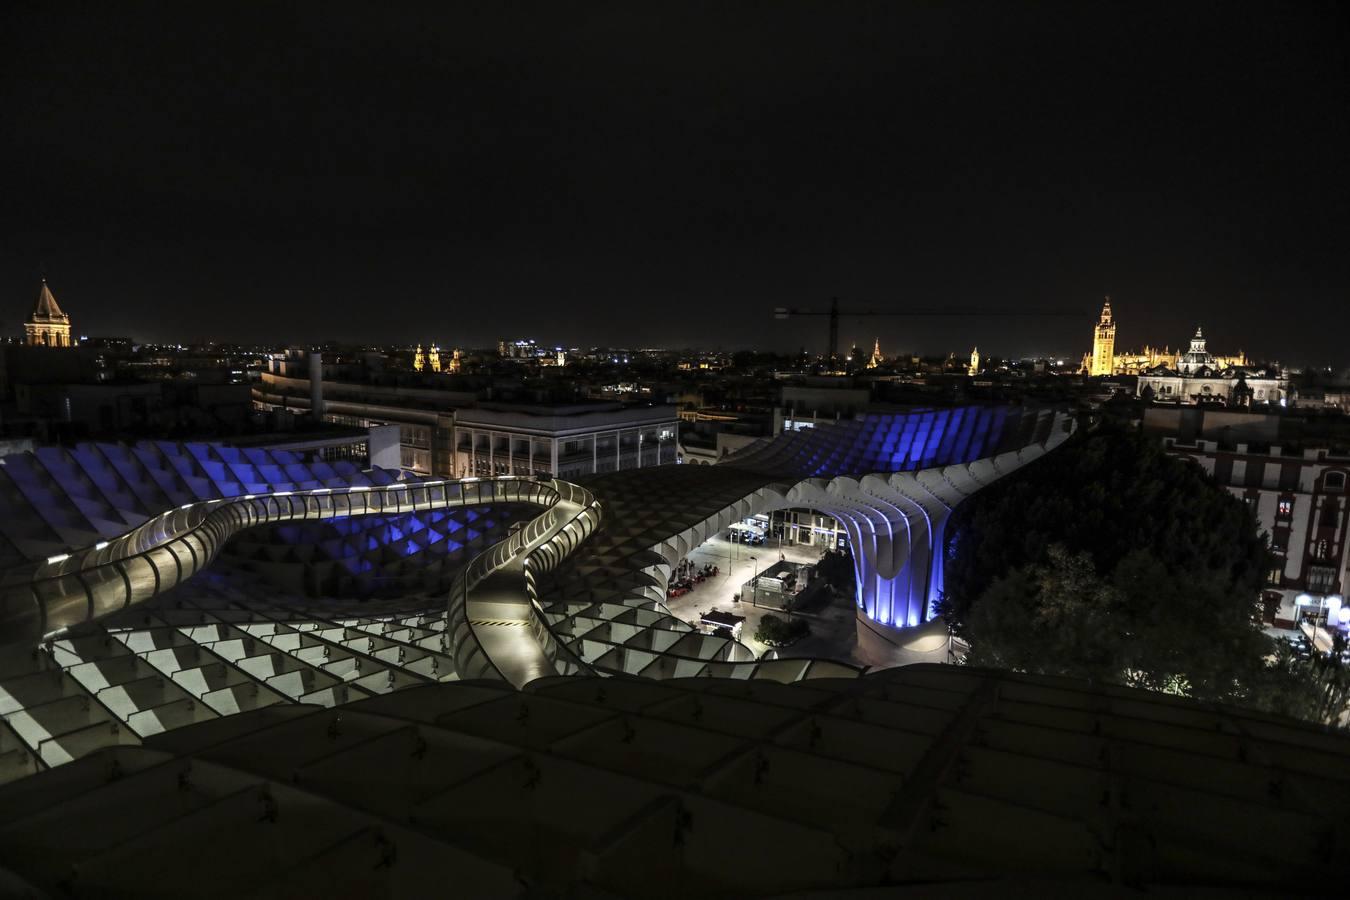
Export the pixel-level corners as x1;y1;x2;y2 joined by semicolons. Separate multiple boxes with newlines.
4;6;1350;894
2;3;1347;359
3;276;1329;365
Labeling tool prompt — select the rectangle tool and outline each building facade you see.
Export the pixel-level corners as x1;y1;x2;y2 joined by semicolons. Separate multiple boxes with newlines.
1136;328;1288;407
255;361;466;476
455;402;678;480
1088;298;1116;376
25;279;72;347
1112;345;1178;375
1150;409;1350;629
1081;300;1248;376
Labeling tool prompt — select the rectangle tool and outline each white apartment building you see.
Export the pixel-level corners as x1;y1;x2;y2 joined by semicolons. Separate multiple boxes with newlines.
455;402;678;480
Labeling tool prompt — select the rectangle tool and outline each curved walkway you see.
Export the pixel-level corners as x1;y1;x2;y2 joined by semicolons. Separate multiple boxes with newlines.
2;407;1069;692
0;469;603;689
447;483;601;687
0;477;564;660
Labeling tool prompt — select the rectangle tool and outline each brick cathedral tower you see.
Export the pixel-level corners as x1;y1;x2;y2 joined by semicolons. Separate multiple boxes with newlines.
1089;297;1116;376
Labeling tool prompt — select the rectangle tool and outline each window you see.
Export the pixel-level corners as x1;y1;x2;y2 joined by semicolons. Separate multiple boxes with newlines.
1326;472;1347;490
1279;464;1301;491
1271;532;1288;552
1308;565;1336;592
1312;539;1330;560
1267;567;1282;586
1277;499;1293;519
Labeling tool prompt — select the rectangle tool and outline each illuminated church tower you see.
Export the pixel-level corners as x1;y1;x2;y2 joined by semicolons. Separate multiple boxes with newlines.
413;344;425;372
25;278;72;347
1089;297;1116;376
428;345;441;373
866;338;883;369
967;347;980;376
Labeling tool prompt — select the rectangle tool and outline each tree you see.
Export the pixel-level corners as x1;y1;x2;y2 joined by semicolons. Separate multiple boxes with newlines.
939;425;1273;703
1244;633;1350;726
755;614;809;647
815;549;855;596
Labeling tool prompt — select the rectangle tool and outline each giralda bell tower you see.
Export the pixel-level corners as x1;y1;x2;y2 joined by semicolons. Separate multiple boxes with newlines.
1090;297;1116;376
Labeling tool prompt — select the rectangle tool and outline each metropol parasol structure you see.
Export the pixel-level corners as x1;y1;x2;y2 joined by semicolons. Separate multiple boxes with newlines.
0;406;1344;896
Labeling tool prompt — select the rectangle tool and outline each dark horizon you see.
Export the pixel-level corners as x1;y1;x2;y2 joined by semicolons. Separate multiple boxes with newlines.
2;2;1347;363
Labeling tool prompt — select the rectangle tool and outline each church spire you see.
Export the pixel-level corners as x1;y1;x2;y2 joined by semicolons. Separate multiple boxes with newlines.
25;278;72;347
33;278;68;322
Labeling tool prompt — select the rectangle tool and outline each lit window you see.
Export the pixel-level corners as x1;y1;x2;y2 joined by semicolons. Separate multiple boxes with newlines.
1267;568;1282;586
1277;499;1293;519
1312;539;1330;560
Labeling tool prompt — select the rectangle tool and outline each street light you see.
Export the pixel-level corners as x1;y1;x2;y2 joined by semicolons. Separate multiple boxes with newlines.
750;555;759;608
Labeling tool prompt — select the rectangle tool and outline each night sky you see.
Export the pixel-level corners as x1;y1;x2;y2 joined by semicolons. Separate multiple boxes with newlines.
2;2;1347;361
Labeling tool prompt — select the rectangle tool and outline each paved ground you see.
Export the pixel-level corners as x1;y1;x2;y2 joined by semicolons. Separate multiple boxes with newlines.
664;536;864;664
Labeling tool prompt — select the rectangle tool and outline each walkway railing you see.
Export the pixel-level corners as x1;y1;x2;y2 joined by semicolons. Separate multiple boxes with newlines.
523;480;602;676
445;478;603;682
0;476;558;651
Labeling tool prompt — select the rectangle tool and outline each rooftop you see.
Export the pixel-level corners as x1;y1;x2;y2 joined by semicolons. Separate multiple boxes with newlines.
1;665;1344;896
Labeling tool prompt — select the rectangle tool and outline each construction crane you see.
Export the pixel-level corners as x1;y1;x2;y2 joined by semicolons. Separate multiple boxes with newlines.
774;297;1082;362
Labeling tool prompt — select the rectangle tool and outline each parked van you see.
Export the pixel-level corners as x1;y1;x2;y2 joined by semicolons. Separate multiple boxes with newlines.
727;523;766;545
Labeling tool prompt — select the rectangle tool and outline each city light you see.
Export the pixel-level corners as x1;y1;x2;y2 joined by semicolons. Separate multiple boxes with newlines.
0;5;1346;891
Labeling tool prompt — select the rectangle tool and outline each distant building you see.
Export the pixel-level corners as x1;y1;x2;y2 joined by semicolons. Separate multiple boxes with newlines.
1149;408;1350;629
967;346;980;376
498;338;537;360
455;401;678;480
1137;328;1288;407
256;351;471;475
866;338;883;369
1174;326;1247;374
1081;300;1248;376
1111;345;1179;375
411;344;441;373
25;278;72;348
780;384;870;425
1088;297;1116;376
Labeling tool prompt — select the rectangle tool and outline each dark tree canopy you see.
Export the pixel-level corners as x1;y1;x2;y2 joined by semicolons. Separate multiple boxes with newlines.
939;426;1272;701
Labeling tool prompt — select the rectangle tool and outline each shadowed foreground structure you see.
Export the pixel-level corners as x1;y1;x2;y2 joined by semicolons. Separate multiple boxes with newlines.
2;664;1347;898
